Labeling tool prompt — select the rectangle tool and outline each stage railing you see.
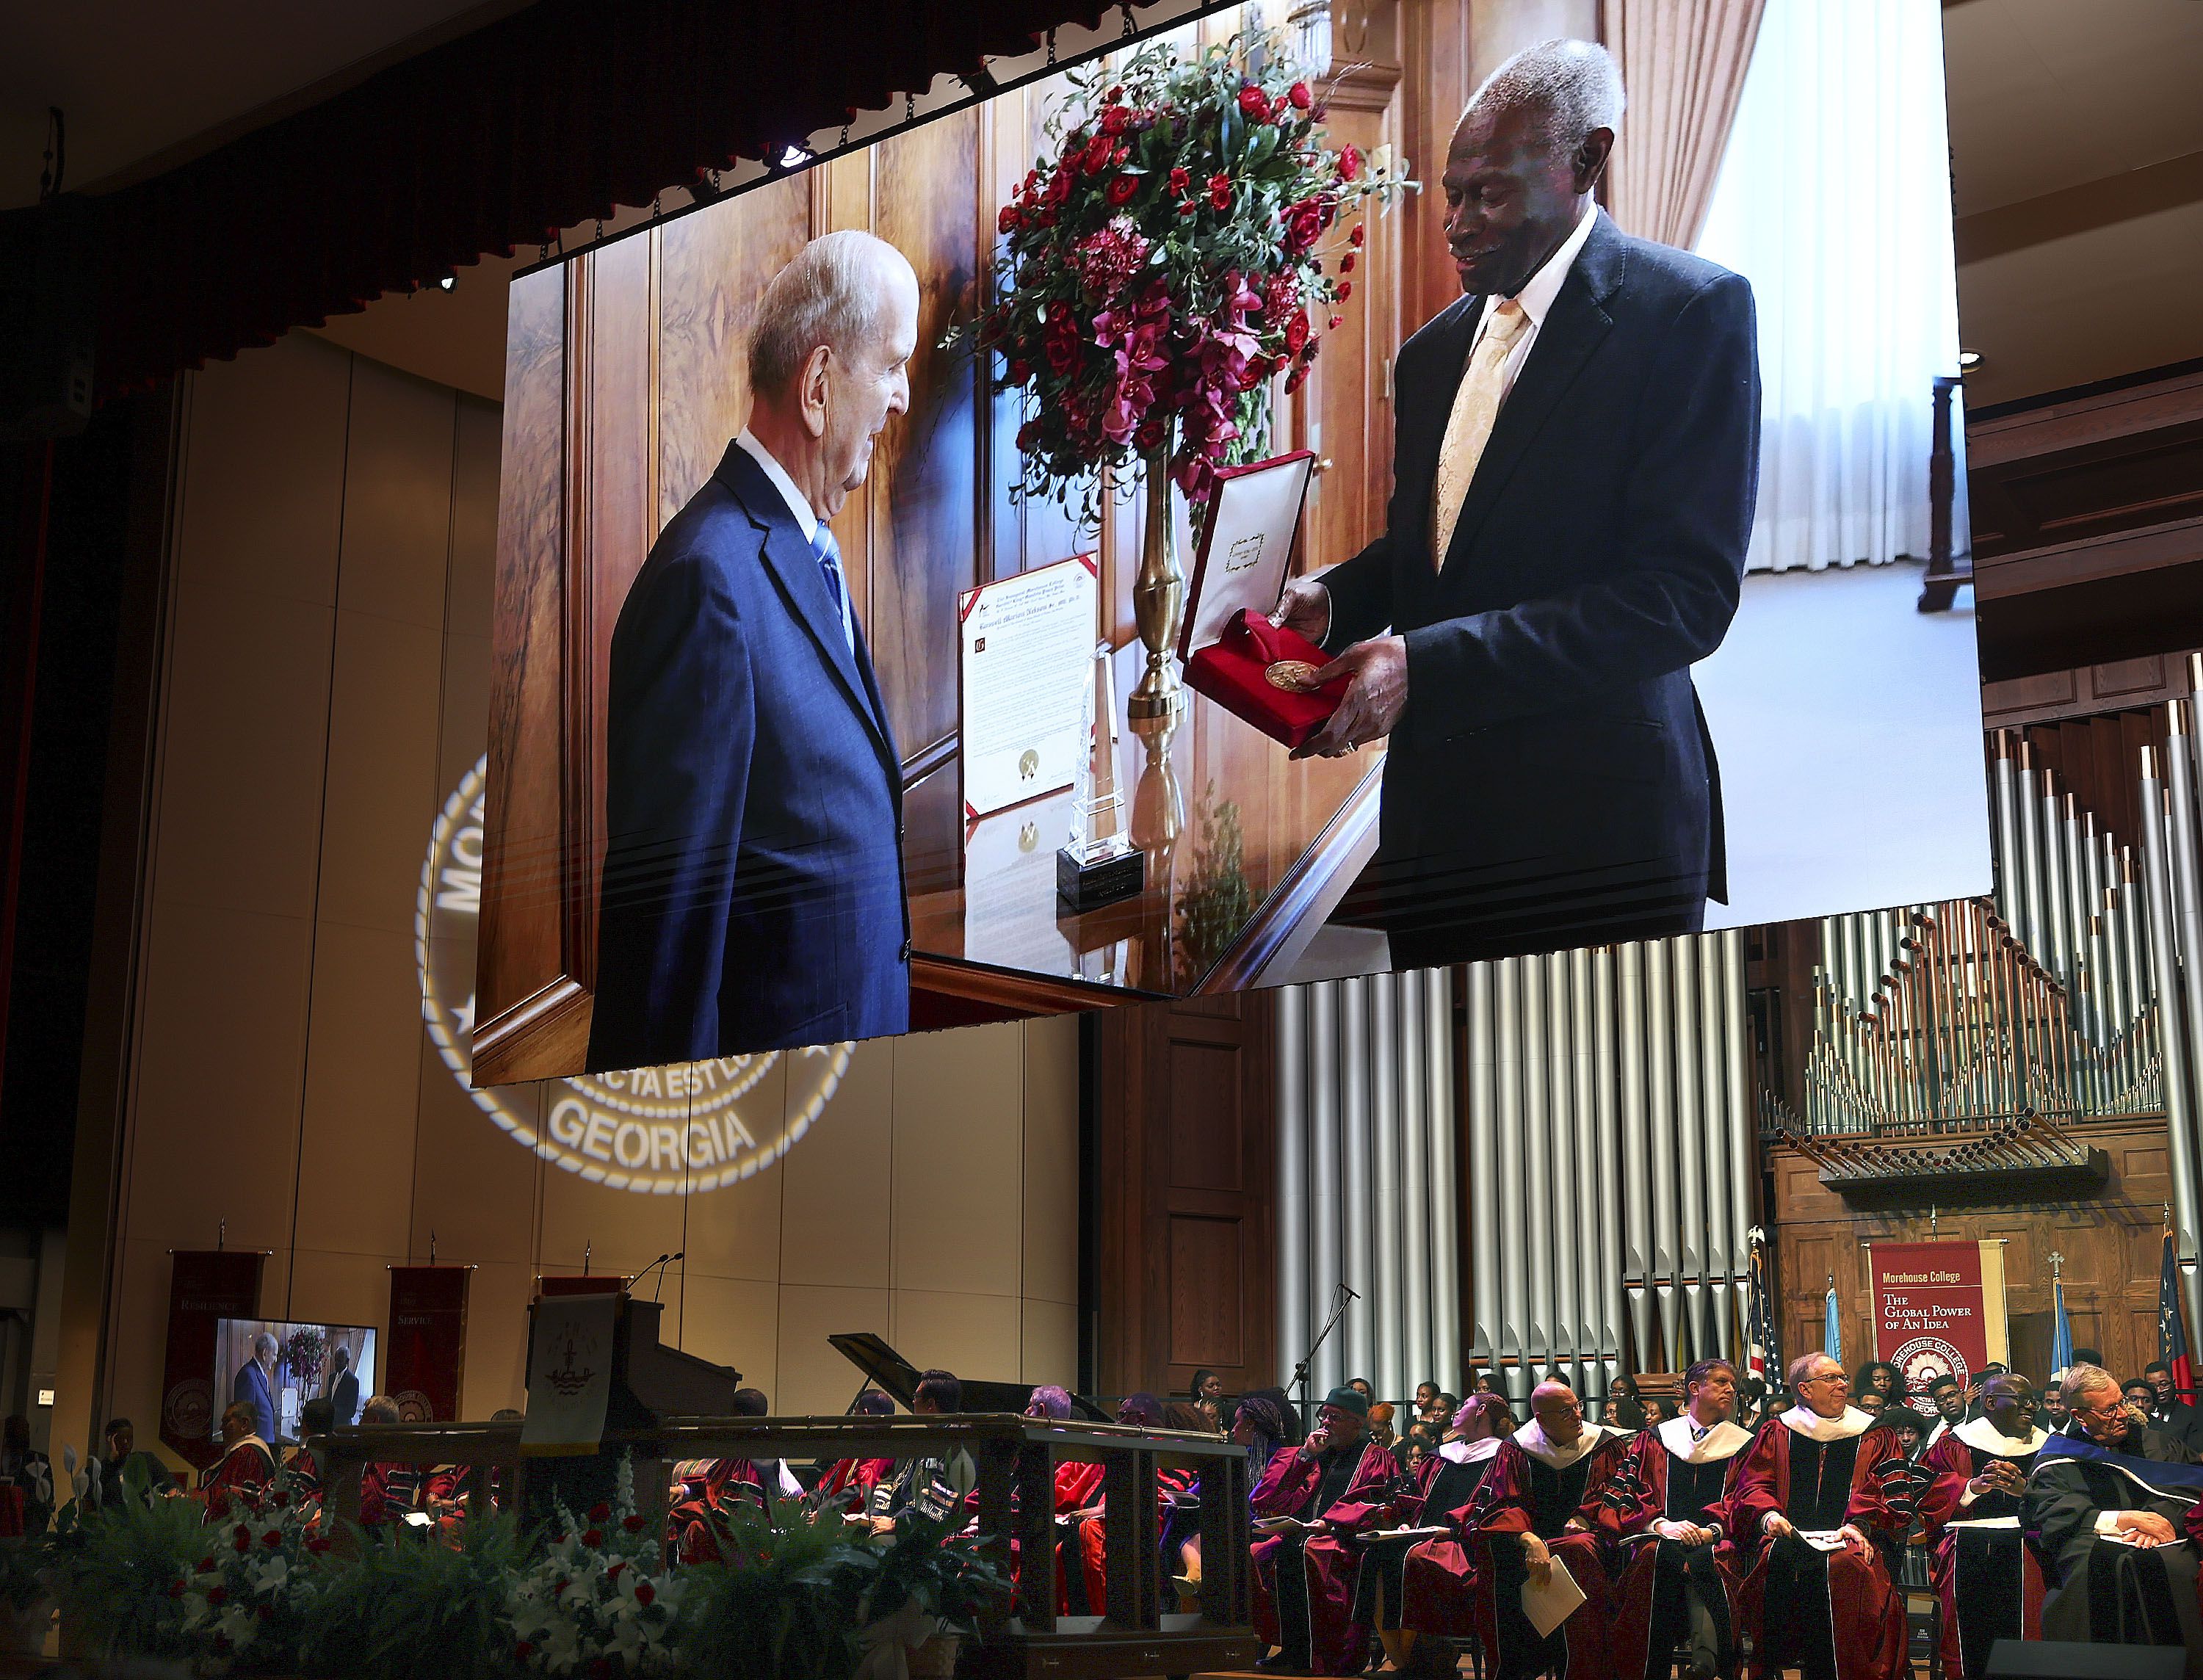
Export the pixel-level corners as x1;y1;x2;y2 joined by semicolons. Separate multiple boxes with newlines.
314;1414;1259;1680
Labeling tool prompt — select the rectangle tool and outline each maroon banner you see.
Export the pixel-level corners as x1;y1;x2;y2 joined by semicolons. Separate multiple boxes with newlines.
386;1266;472;1423
160;1250;264;1469
1870;1239;2010;1399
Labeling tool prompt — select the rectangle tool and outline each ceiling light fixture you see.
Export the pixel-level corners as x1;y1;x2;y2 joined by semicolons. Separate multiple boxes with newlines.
437;275;457;293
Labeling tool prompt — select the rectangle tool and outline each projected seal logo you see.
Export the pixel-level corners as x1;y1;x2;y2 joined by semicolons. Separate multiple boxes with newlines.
416;756;851;1193
1892;1335;1967;1395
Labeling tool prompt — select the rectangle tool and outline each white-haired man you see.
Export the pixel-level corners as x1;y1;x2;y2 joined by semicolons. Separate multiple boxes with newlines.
231;1330;279;1445
1728;1353;1909;1680
2022;1361;2202;1672
589;231;919;1068
1274;38;1757;966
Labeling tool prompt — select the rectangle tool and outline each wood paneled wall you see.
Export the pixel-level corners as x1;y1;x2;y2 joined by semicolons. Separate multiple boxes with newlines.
1094;993;1278;1398
1769;1120;2177;1386
477;6;1436;1081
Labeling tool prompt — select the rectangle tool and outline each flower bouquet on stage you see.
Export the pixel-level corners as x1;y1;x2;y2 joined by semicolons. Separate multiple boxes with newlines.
969;26;1411;724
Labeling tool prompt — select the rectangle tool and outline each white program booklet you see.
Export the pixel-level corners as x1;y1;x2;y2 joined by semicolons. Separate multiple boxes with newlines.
1797;1529;1849;1552
1521;1557;1587;1637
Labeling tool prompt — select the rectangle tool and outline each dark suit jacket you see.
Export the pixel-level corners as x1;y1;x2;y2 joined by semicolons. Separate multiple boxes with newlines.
1322;211;1759;961
233;1358;277;1444
330;1369;359;1429
587;442;911;1069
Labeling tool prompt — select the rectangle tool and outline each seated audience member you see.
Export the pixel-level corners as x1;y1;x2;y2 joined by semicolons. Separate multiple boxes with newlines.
1729;1353;1910;1680
2041;1377;2071;1432
1854;1388;1887;1419
816;1388;900;1505
1414;1380;1440;1417
1396;1420;1436;1472
95;1416;176;1511
1191;1368;1227;1431
200;1400;279;1521
1349;1378;1375;1404
2122;1377;2161;1430
1160;1400;1216;1587
2022;1362;2202;1670
1879;1405;1931;1461
1851;1361;1902;1408
1463;1380;1629;1680
2142;1358;2202;1449
871;1368;964;1532
673;1387;803;1563
1920;1374;1969;1452
1248;1386;1401;1675
1361;1391;1510;1670
1600;1358;1753;1680
1071;1393;1173;1615
1917;1373;2048;1680
1367;1402;1398;1453
1608;1372;1648;1431
422;1411;523;1523
356;1396;424;1529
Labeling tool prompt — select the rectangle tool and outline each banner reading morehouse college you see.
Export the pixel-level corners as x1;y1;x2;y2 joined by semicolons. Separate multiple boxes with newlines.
1870;1239;2011;1398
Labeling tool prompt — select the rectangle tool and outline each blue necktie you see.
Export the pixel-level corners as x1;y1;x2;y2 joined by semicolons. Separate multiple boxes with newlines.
811;525;857;658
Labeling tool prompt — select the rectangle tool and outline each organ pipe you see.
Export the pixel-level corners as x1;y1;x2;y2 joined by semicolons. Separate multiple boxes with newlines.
1593;947;1627;1402
1699;933;1734;1355
1647;943;1683;1369
1370;976;1403;1402
1426;969;1461;1399
1618;944;1654;1375
1673;936;1709;1361
1308;981;1342;1397
1276;985;1309;1405
1340;976;1374;1383
1400;969;1433;1397
1497;960;1530;1398
1466;964;1499;1373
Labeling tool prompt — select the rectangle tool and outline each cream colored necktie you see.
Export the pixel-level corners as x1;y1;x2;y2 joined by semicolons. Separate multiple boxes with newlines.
1430;299;1530;571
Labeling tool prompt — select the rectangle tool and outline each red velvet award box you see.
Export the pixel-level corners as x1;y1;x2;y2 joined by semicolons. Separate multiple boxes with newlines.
1177;452;1342;748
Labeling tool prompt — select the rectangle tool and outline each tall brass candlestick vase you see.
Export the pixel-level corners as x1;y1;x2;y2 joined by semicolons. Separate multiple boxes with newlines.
1126;445;1185;719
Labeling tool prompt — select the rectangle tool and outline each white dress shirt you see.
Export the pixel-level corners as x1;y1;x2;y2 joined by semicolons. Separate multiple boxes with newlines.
1466;198;1599;412
736;427;859;655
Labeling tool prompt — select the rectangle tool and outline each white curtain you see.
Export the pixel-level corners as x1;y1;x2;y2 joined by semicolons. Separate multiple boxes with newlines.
1693;0;1967;573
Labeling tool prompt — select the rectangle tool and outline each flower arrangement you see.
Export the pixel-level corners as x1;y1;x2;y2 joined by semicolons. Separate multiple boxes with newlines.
504;1459;683;1676
173;1476;328;1673
284;1325;328;1391
972;27;1413;513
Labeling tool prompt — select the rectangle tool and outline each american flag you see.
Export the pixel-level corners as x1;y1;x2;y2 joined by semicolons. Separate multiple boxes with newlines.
1745;1228;1779;1388
2162;1233;2195;1405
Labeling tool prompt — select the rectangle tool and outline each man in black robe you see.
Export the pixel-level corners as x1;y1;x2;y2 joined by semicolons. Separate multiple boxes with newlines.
2022;1362;2203;1676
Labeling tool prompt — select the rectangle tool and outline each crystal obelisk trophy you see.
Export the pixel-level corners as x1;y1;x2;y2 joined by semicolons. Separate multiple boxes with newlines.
1057;642;1146;911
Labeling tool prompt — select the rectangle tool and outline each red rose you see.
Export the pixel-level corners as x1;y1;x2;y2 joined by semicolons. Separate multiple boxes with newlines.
1284;200;1323;255
607;1560;626;1582
1045;336;1080;377
1169;165;1190;196
264;1529;283;1548
1340;252;1356;273
1177;198;1198;217
1237;84;1272;123
624;1512;646;1532
1338;145;1362;182
1046;299;1072;326
307;1537;332;1555
1046;167;1073;206
1105;84;1124;104
1285;360;1312;394
1284;308;1310;355
168;1581;184;1598
1336;280;1353;300
1329;314;1344;329
1082;133;1115;176
1350;222;1366;247
208;1586;228;1605
998;205;1021;234
1008;358;1033;384
233;1529;252;1553
1107;175;1139;206
1016;419;1040;451
582;1528;604;1549
1134;417;1167;451
1101;106;1131;137
1113;145;1129;166
515;1643;535;1663
1288;81;1313;111
588;1502;612;1524
198;1557;216;1574
635;1580;657;1607
590;1659;613;1680
1208;172;1233;211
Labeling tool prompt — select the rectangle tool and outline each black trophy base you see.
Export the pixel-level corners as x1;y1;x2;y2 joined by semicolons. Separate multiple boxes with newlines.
1057;842;1145;912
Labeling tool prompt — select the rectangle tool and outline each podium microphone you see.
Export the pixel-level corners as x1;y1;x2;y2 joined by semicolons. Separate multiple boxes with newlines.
642;1251;685;1300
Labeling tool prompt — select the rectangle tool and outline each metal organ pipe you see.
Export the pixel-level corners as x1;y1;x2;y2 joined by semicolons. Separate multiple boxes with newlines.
1700;933;1735;1354
1428;968;1461;1398
1646;942;1683;1371
1400;968;1433;1397
1544;954;1580;1381
1618;944;1654;1375
1496;960;1530;1400
1522;957;1555;1366
1308;982;1342;1397
1466;964;1499;1378
2162;699;2203;1336
1671;937;1708;1360
1276;986;1309;1404
1370;975;1403;1402
1592;948;1626;1400
1570;948;1602;1370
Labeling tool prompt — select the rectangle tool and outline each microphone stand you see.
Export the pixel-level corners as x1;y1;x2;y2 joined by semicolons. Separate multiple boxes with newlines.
1289;1283;1358;1435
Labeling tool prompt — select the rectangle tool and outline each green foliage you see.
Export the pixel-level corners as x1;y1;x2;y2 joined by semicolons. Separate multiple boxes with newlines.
305;1513;533;1680
847;1505;1013;1637
676;1493;876;1680
46;1489;200;1662
1176;783;1251;977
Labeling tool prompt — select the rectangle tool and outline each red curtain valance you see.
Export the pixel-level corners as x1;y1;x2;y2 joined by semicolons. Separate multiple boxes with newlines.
72;0;1110;400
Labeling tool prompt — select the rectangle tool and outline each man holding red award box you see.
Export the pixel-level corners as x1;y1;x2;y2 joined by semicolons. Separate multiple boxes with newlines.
1268;40;1759;968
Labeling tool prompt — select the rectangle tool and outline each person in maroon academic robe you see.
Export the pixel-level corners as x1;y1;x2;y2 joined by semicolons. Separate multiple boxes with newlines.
1358;1391;1511;1670
1599;1358;1754;1680
1463;1380;1629;1680
1729;1353;1911;1680
1250;1385;1403;1673
1916;1372;2048;1680
199;1401;278;1523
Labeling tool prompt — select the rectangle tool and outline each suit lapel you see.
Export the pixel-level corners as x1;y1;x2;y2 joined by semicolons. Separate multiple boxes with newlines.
717;444;897;764
1441;214;1627;575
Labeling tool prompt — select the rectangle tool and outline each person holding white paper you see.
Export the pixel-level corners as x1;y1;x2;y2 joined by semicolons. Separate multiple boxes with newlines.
1727;1354;1910;1680
2022;1362;2202;1673
1915;1373;2050;1680
1461;1380;1629;1680
1355;1391;1512;1670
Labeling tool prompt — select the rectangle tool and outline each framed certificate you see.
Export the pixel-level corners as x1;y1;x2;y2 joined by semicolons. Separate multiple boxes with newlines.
958;553;1100;819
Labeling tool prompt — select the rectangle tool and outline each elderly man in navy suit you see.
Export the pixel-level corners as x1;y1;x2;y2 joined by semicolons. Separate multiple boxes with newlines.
1275;40;1759;968
588;231;918;1069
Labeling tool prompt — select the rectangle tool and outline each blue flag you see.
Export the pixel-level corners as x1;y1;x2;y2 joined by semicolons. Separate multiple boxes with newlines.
1824;1280;1842;1369
2050;1275;2074;1377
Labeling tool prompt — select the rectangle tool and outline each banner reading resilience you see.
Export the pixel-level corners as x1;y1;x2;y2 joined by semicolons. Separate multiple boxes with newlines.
386;1266;471;1422
160;1250;265;1469
1870;1239;2010;1400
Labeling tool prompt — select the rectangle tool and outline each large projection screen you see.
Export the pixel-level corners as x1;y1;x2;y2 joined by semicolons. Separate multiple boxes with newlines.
477;7;1988;1082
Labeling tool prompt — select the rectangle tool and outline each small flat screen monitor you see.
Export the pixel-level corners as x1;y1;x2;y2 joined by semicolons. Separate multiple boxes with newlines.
214;1317;377;1444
